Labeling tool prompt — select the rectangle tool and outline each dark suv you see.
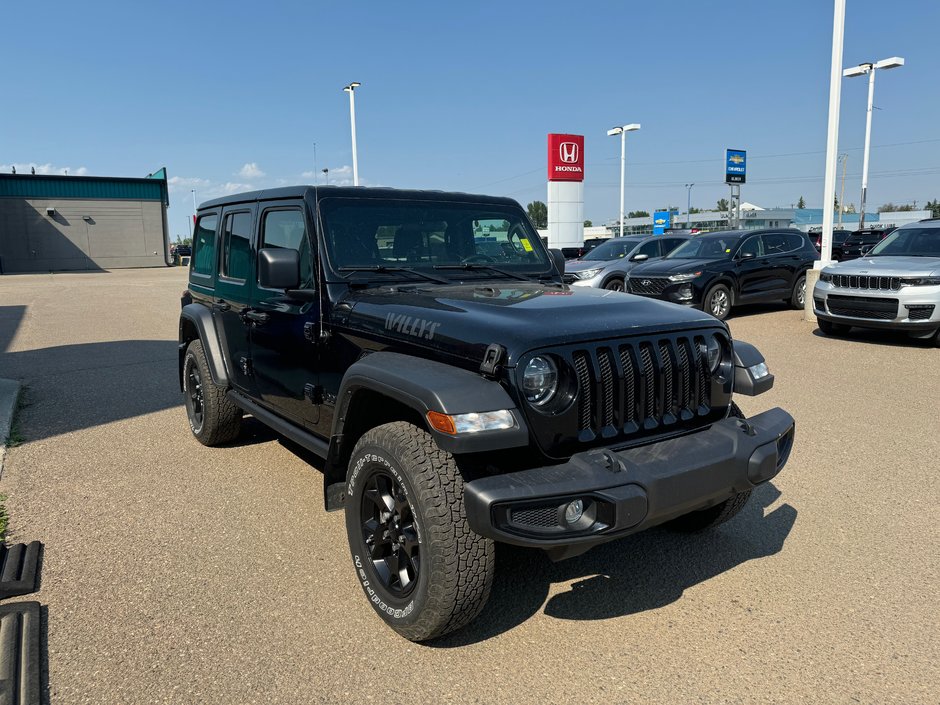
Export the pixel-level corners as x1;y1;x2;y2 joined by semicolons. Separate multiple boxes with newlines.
179;186;794;641
841;228;895;260
626;229;819;320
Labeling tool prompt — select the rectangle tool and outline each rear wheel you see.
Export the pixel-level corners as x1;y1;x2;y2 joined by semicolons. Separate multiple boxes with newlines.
790;275;807;309
345;422;495;642
668;402;752;532
603;277;625;292
704;283;732;321
183;339;242;446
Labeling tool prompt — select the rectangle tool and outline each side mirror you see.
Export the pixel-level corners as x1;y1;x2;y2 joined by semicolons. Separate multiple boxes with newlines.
630;253;649;262
739;251;756;260
549;248;566;275
258;248;300;290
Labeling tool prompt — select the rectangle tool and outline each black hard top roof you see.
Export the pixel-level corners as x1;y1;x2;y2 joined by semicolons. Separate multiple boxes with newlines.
199;185;521;211
696;228;805;239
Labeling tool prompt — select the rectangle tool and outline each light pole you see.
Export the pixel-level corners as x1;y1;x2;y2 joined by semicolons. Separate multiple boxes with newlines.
191;189;197;237
843;57;904;229
838;153;848;227
606;123;640;237
343;82;361;186
322;168;329;185
685;183;694;227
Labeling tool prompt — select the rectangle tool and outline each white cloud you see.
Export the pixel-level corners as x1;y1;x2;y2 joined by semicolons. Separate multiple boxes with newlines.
237;162;265;179
1;162;88;176
308;165;360;186
168;175;211;192
300;170;317;178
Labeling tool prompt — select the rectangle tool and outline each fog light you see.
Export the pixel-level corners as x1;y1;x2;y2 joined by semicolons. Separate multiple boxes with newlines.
564;499;584;524
676;283;693;301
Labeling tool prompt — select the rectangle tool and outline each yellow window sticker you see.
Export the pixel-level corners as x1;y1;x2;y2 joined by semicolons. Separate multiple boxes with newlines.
725;248;732;253
520;238;534;252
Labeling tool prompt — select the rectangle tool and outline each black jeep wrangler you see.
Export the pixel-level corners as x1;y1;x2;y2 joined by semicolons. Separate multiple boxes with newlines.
179;186;795;641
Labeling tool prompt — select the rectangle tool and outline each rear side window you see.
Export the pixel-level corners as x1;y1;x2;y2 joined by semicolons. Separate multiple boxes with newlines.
636;240;661;258
221;211;253;281
192;213;218;276
260;208;313;288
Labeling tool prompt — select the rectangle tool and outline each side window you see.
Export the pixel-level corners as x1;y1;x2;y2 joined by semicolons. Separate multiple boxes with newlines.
739;236;763;258
221;211;252;281
192;213;218;276
763;232;790;254
260;208;313;288
636;240;661;258
782;233;805;252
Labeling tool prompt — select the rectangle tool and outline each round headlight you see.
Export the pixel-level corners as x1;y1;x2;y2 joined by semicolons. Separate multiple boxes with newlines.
523;356;558;406
705;335;722;374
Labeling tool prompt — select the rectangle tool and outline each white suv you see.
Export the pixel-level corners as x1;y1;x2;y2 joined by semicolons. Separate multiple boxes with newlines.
813;219;940;345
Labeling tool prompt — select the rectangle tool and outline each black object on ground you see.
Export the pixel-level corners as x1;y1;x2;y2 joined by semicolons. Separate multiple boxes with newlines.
0;543;42;600
0;601;40;705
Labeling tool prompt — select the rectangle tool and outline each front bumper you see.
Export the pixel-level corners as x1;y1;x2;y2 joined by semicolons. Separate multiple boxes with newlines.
813;281;940;332
464;407;794;550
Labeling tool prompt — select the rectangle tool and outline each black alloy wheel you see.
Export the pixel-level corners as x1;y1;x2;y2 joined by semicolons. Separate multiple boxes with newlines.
185;357;205;433
360;471;421;596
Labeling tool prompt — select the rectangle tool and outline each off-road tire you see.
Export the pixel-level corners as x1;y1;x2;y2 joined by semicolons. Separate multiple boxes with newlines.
790;274;807;309
344;421;495;642
603;276;626;292
704;283;732;321
817;319;850;336
667;402;752;532
183;339;242;446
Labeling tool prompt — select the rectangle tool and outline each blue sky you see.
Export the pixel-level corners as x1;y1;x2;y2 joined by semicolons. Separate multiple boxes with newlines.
3;0;938;237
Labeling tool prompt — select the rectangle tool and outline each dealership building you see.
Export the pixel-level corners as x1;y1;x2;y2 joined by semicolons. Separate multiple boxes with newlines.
0;170;170;273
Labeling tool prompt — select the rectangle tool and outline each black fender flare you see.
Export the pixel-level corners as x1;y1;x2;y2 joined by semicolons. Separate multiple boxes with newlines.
178;303;230;391
322;351;530;510
732;340;774;396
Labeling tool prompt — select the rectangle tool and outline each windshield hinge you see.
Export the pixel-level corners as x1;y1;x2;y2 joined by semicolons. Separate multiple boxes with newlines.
480;344;505;377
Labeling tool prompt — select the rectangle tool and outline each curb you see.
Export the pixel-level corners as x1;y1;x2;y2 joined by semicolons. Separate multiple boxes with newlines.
0;378;22;477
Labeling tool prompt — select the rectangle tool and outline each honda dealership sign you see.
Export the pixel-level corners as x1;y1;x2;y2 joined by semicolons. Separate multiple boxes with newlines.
547;133;585;249
547;134;585;182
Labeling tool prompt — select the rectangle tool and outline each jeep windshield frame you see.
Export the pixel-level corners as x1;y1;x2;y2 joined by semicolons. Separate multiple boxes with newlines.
317;197;555;282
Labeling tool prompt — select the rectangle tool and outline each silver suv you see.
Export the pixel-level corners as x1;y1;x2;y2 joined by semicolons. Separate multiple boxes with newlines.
564;234;688;291
813;219;940;344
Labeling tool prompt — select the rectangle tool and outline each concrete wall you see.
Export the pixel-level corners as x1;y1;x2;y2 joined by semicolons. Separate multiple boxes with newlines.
0;198;168;273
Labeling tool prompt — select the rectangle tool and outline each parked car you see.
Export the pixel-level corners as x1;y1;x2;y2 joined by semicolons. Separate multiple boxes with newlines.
563;235;688;291
813;219;940;344
626;228;819;320
840;228;895;260
174;244;192;257
561;237;608;260
807;229;850;260
178;185;793;641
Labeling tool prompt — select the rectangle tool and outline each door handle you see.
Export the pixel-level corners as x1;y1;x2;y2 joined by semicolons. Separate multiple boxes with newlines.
212;299;230;312
243;310;270;325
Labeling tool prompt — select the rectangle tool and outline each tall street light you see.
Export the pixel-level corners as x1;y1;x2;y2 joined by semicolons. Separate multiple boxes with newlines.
843;57;904;229
685;183;694;227
343;82;361;186
607;123;640;237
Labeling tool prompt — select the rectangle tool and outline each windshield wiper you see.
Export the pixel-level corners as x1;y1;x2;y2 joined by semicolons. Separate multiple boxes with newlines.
433;263;541;282
338;265;451;285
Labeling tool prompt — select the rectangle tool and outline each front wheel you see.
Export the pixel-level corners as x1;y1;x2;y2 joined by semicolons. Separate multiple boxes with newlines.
704;283;732;321
603;277;625;292
667;402;751;532
345;422;495;642
182;339;242;446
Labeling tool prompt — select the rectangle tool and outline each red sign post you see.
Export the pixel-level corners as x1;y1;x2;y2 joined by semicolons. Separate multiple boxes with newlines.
547;134;585;182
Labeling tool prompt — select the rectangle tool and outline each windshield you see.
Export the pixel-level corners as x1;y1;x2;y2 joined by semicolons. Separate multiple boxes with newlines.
319;198;552;278
582;238;639;261
868;227;940;257
666;235;738;260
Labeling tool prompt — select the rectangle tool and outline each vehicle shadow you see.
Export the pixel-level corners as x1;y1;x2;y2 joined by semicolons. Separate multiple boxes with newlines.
810;327;937;348
431;482;796;647
728;302;794;320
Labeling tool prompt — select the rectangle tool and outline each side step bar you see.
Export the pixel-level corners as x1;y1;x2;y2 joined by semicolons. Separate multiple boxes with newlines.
226;390;330;458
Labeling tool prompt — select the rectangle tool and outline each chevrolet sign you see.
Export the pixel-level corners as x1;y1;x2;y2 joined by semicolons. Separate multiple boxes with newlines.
726;149;746;184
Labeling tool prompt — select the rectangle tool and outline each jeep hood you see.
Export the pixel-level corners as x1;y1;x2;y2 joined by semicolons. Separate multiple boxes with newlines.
824;256;940;278
334;282;720;365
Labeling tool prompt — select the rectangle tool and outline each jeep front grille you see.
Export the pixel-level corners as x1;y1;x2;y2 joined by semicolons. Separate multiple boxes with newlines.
568;335;712;442
828;274;901;291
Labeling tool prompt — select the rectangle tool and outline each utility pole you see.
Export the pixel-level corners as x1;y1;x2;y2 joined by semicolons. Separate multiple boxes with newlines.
685;184;694;227
343;82;361;186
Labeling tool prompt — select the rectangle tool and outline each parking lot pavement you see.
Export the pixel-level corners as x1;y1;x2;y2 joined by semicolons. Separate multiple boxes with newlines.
0;268;937;704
